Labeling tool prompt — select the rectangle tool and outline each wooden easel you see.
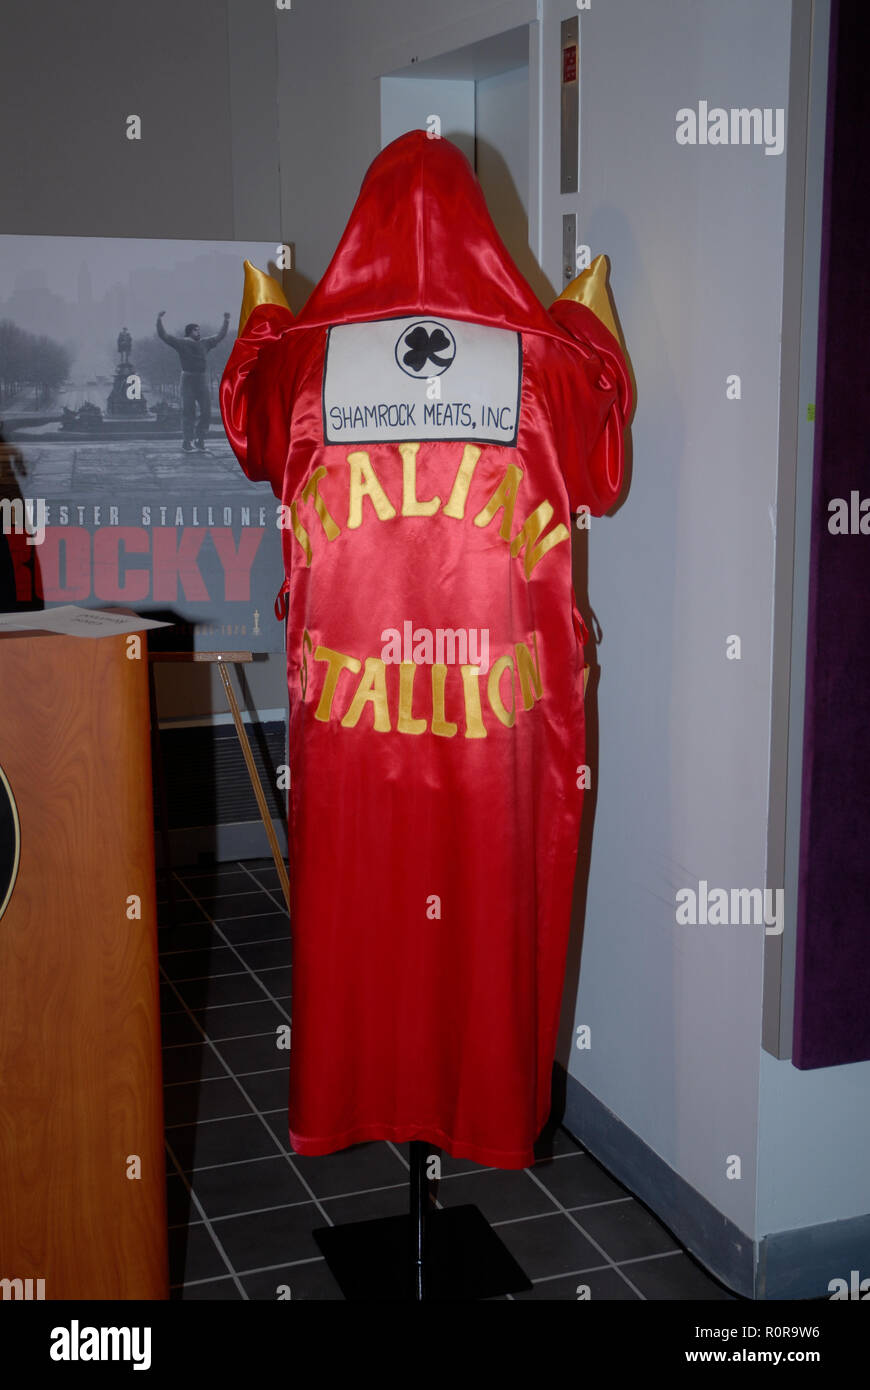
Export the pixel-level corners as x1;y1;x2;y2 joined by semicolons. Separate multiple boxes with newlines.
148;651;290;915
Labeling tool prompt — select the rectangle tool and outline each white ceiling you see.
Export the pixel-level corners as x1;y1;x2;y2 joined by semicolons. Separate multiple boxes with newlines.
388;24;529;82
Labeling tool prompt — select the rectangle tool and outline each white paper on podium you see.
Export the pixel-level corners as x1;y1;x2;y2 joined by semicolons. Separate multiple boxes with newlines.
0;606;172;638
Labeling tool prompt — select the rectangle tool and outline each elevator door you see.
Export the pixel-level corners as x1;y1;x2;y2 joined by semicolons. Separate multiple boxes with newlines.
380;24;546;301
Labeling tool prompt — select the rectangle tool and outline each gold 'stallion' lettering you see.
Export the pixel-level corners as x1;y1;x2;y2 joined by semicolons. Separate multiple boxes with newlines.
300;629;313;697
487;653;516;728
431;663;458;738
516;634;543;711
398;662;427;734
341;656;391;731
459;665;487;740
313;646;361;720
308;636;545;737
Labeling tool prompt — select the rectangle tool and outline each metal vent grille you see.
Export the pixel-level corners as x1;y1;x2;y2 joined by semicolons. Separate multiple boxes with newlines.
154;721;286;830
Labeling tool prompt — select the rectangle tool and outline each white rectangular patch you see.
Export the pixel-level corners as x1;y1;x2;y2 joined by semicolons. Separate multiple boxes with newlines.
322;315;522;446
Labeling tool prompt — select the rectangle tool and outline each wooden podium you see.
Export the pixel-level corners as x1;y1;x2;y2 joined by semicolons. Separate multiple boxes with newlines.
0;629;168;1299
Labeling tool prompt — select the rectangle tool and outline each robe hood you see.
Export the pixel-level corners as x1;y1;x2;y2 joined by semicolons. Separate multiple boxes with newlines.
294;130;557;336
221;130;632;503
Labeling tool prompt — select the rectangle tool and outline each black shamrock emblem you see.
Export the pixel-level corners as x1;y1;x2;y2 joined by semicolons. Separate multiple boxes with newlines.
401;325;454;373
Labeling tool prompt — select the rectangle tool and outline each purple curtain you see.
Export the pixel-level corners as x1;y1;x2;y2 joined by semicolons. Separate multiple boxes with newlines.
793;0;870;1067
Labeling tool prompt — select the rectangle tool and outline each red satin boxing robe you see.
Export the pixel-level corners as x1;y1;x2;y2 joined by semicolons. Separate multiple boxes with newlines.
221;130;631;1169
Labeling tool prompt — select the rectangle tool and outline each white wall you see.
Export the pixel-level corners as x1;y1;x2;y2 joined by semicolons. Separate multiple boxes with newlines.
547;0;791;1240
380;78;475;163
551;0;869;1248
475;64;540;297
275;0;536;306
758;1052;870;1234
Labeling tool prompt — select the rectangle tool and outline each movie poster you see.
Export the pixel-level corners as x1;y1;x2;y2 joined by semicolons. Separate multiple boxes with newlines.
0;235;287;651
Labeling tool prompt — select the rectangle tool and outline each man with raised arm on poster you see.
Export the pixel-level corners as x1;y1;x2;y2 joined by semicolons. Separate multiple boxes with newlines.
156;309;231;451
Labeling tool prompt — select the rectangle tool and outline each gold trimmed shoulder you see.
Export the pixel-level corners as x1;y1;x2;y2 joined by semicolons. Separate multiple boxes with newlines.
557;253;620;344
239;260;292;334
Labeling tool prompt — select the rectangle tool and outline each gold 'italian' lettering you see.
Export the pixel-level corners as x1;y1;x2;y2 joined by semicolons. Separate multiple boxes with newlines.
510;501;570;578
442;444;481;519
289;501;312;564
313;645;361;721
473;463;523;540
293;447;567;583
400;441;440;516
301;466;341;540
346;451;397;529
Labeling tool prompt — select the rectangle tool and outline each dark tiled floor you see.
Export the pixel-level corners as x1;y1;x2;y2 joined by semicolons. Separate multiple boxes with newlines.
158;860;737;1301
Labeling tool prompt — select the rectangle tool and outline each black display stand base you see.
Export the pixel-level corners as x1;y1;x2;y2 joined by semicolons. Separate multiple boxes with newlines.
313;1203;532;1300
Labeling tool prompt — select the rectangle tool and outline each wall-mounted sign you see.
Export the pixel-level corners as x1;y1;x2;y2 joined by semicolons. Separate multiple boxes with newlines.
323;315;522;446
0;234;285;652
560;17;580;194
